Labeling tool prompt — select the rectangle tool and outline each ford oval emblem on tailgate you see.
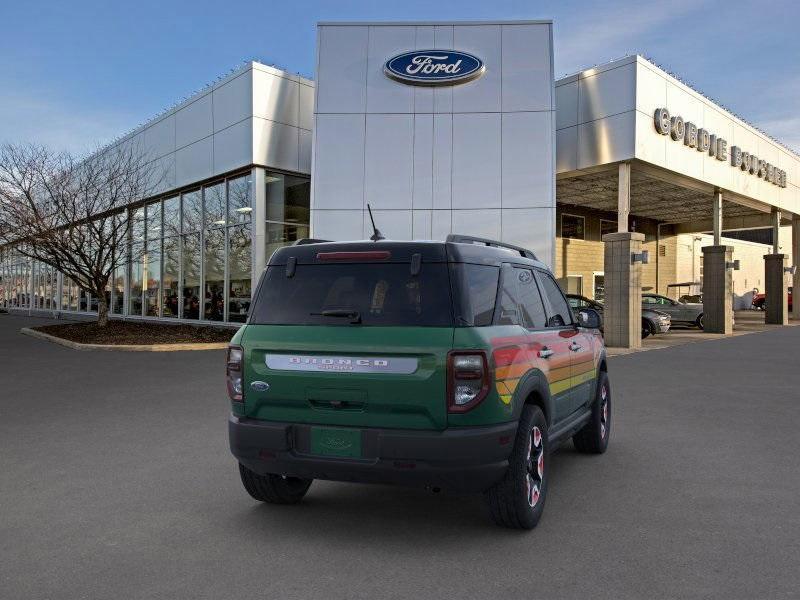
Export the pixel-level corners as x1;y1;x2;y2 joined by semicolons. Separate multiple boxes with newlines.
265;355;418;375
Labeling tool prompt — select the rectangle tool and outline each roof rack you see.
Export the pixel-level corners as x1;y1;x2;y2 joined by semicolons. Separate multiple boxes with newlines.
446;234;537;260
293;238;332;245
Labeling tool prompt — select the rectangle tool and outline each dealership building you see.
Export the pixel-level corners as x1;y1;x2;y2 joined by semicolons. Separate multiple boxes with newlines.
2;20;799;346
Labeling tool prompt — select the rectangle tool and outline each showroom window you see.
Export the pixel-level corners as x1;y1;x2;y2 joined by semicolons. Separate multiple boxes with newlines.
144;201;162;317
162;235;179;318
600;219;617;237
561;214;585;240
4;168;306;324
265;173;310;260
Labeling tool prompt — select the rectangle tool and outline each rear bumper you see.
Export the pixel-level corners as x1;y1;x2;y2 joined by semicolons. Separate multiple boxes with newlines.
229;415;517;493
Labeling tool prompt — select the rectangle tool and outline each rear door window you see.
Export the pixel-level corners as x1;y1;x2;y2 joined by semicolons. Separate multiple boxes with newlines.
250;263;453;327
537;271;573;327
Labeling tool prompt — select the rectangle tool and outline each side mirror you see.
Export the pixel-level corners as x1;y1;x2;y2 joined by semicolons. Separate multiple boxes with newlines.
577;308;601;329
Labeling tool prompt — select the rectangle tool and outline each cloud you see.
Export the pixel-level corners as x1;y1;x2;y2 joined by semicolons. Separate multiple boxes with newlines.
0;88;137;154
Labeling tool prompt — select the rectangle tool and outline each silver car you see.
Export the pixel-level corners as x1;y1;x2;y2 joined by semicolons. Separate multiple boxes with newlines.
568;294;671;339
642;293;704;329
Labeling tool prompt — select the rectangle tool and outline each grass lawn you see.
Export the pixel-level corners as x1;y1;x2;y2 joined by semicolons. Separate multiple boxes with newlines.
34;320;236;345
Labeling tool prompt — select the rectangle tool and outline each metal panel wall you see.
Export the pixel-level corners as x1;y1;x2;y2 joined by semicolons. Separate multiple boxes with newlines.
634;58;800;214
90;62;313;197
312;21;556;267
556;55;800;216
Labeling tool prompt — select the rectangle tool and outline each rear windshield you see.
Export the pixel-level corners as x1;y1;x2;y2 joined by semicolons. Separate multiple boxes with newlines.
250;263;453;326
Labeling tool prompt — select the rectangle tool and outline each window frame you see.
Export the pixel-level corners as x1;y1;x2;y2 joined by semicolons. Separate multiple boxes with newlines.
600;219;617;238
560;213;586;241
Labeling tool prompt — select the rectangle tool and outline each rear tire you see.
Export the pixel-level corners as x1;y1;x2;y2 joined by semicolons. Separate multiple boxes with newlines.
573;371;611;454
238;463;312;504
484;405;548;529
696;314;705;330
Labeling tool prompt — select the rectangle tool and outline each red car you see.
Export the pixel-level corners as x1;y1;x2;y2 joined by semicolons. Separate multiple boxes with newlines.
752;287;793;311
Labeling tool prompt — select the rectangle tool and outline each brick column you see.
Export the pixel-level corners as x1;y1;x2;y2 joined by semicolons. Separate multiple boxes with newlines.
701;246;733;334
764;253;789;325
602;232;644;348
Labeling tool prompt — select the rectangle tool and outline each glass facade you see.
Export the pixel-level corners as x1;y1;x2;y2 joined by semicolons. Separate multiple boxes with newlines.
0;169;310;324
265;173;311;259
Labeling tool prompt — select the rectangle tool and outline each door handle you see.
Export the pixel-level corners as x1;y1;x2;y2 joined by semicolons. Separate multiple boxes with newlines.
569;342;582;352
538;347;554;359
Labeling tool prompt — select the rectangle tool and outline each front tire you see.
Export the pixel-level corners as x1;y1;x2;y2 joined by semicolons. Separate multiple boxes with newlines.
484;405;549;529
238;463;312;504
696;314;705;330
641;319;652;339
573;371;611;454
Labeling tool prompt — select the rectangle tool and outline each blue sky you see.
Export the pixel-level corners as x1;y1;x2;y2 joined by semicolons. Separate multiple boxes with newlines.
1;0;798;154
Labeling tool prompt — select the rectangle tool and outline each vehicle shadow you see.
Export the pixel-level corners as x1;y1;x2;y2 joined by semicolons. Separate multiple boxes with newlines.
228;445;589;544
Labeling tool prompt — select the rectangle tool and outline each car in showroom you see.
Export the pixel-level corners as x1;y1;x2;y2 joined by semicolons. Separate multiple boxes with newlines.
752;287;793;311
642;293;705;329
567;294;671;339
228;235;611;529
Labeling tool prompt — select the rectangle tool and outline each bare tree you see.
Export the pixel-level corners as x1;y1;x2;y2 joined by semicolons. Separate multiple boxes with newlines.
0;142;163;326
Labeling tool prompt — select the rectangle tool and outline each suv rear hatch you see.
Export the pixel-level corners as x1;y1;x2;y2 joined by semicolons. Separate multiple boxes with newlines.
242;244;454;430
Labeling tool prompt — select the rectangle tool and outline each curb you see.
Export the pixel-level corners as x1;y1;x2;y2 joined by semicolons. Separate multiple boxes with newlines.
20;328;229;352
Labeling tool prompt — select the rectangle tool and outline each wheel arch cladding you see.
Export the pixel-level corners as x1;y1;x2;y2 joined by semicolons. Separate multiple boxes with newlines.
512;370;554;425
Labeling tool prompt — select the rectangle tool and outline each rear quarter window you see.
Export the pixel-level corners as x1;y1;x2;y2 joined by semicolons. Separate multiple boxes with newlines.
450;264;499;326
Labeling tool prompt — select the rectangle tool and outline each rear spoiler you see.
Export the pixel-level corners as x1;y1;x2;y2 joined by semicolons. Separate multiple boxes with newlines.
293;238;332;245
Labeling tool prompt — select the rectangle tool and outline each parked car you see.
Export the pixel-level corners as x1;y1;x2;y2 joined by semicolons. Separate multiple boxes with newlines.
228;235;611;529
752;287;793;311
642;293;705;329
567;294;670;339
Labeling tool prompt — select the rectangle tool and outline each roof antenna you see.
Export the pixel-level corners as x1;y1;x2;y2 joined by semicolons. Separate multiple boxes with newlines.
367;204;385;241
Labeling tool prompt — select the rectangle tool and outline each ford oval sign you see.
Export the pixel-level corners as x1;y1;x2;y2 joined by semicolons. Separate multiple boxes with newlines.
384;50;485;86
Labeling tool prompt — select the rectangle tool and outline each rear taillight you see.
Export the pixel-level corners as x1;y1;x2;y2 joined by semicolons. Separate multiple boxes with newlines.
447;351;491;413
226;345;244;402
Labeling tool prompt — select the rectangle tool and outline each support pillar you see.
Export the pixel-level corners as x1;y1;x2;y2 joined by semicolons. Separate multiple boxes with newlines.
792;216;800;321
712;189;723;246
617;162;631;233
702;246;734;334
251;166;267;295
772;209;781;254
764;254;789;325
602;232;644;348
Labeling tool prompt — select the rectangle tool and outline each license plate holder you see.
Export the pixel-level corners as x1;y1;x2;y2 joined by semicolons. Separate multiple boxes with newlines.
310;427;362;458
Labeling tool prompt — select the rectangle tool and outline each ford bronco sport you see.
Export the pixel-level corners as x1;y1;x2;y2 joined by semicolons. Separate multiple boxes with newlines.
228;235;610;529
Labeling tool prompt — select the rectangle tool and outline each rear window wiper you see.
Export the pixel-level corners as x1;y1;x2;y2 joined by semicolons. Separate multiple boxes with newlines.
311;309;362;324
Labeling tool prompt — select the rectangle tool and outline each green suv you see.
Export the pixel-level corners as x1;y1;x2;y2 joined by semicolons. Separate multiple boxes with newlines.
228;235;610;529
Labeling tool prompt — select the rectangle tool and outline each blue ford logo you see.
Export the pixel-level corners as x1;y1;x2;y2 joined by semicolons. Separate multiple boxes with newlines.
384;50;485;86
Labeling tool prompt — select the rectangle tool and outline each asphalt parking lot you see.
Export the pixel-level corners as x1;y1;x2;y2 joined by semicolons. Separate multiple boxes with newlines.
2;314;799;599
